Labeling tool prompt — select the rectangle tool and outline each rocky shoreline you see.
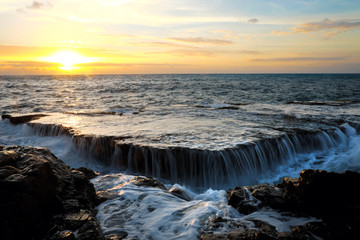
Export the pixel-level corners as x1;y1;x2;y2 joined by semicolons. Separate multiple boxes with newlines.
0;145;104;240
1;145;359;239
202;169;360;239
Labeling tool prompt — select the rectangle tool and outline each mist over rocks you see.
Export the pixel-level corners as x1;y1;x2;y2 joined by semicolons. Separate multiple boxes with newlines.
0;145;104;240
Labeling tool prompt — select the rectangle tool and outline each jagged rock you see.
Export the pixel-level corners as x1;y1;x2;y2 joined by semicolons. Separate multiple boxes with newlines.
0;150;18;167
280;169;360;218
75;167;99;180
248;183;285;210
105;231;128;240
289;222;330;240
226;169;360;240
201;228;276;240
130;176;167;190
2;114;48;124
0;145;104;240
228;186;259;214
49;231;76;240
96;190;118;202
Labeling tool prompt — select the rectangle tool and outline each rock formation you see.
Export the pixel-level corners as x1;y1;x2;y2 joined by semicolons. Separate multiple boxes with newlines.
0;145;104;240
205;169;360;239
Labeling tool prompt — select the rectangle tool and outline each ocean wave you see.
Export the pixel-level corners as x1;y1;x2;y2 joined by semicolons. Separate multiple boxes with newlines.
286;100;359;106
62;111;123;116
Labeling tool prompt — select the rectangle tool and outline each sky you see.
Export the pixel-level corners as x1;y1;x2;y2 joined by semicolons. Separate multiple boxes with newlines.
0;0;359;74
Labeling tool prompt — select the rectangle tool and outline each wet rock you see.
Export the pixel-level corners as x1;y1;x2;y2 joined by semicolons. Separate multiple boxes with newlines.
227;169;360;239
169;186;192;201
105;231;128;240
130;176;167;190
0;145;104;240
75;167;99;180
280;169;360;218
252;220;277;237
228;186;259;214
49;231;76;240
0;150;18;167
289;222;330;240
201;228;276;240
96;190;118;202
2;113;48;124
248;183;285;210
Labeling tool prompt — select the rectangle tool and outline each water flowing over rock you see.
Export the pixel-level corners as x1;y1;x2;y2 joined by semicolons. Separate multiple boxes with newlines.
0;145;104;240
27;121;351;189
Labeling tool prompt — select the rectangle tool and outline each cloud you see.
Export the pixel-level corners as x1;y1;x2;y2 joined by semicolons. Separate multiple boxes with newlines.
272;19;360;38
16;1;52;12
27;1;52;9
168;37;233;45
149;49;214;57
130;41;198;49
248;18;259;23
251;56;348;62
76;62;189;68
0;61;60;68
236;50;261;55
149;49;261;57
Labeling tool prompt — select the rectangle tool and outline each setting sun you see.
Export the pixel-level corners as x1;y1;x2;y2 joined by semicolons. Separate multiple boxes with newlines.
43;51;94;71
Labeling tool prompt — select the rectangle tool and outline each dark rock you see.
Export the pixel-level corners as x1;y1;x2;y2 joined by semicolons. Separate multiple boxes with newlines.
169;186;192;201
96;190;118;202
228;186;259;214
105;231;128;240
49;231;76;240
249;183;285;210
0;145;104;240
281;169;360;218
201;228;276;240
252;220;277;237
2;114;48;124
290;222;330;240
227;169;360;240
130;176;167;190
0;150;18;167
75;167;99;180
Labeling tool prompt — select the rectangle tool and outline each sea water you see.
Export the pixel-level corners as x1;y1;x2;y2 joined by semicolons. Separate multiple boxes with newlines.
1;74;360;239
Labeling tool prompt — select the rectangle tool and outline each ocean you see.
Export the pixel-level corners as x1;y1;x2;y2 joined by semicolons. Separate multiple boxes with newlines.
1;74;360;239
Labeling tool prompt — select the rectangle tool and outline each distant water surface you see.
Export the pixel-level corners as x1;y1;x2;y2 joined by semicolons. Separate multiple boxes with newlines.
1;74;360;149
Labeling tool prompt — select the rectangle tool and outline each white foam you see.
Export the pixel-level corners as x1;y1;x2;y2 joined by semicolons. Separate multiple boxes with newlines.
94;174;237;239
93;173;320;239
259;124;360;184
242;208;320;232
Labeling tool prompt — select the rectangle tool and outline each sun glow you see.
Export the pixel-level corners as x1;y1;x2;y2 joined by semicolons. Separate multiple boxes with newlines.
44;51;94;71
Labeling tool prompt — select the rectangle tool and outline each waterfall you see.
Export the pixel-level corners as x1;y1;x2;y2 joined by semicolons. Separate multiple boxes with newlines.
26;122;353;189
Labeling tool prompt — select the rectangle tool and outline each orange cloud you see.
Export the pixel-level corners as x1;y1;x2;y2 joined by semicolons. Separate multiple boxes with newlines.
168;37;233;45
0;61;60;68
251;56;348;62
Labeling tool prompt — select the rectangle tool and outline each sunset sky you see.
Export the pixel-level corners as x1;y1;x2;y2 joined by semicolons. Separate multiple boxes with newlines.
0;0;359;74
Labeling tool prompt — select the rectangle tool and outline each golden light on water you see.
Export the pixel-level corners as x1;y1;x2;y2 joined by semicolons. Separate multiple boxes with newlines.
43;50;94;71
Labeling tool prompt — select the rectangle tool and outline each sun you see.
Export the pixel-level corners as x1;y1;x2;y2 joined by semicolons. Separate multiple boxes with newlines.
43;50;94;71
